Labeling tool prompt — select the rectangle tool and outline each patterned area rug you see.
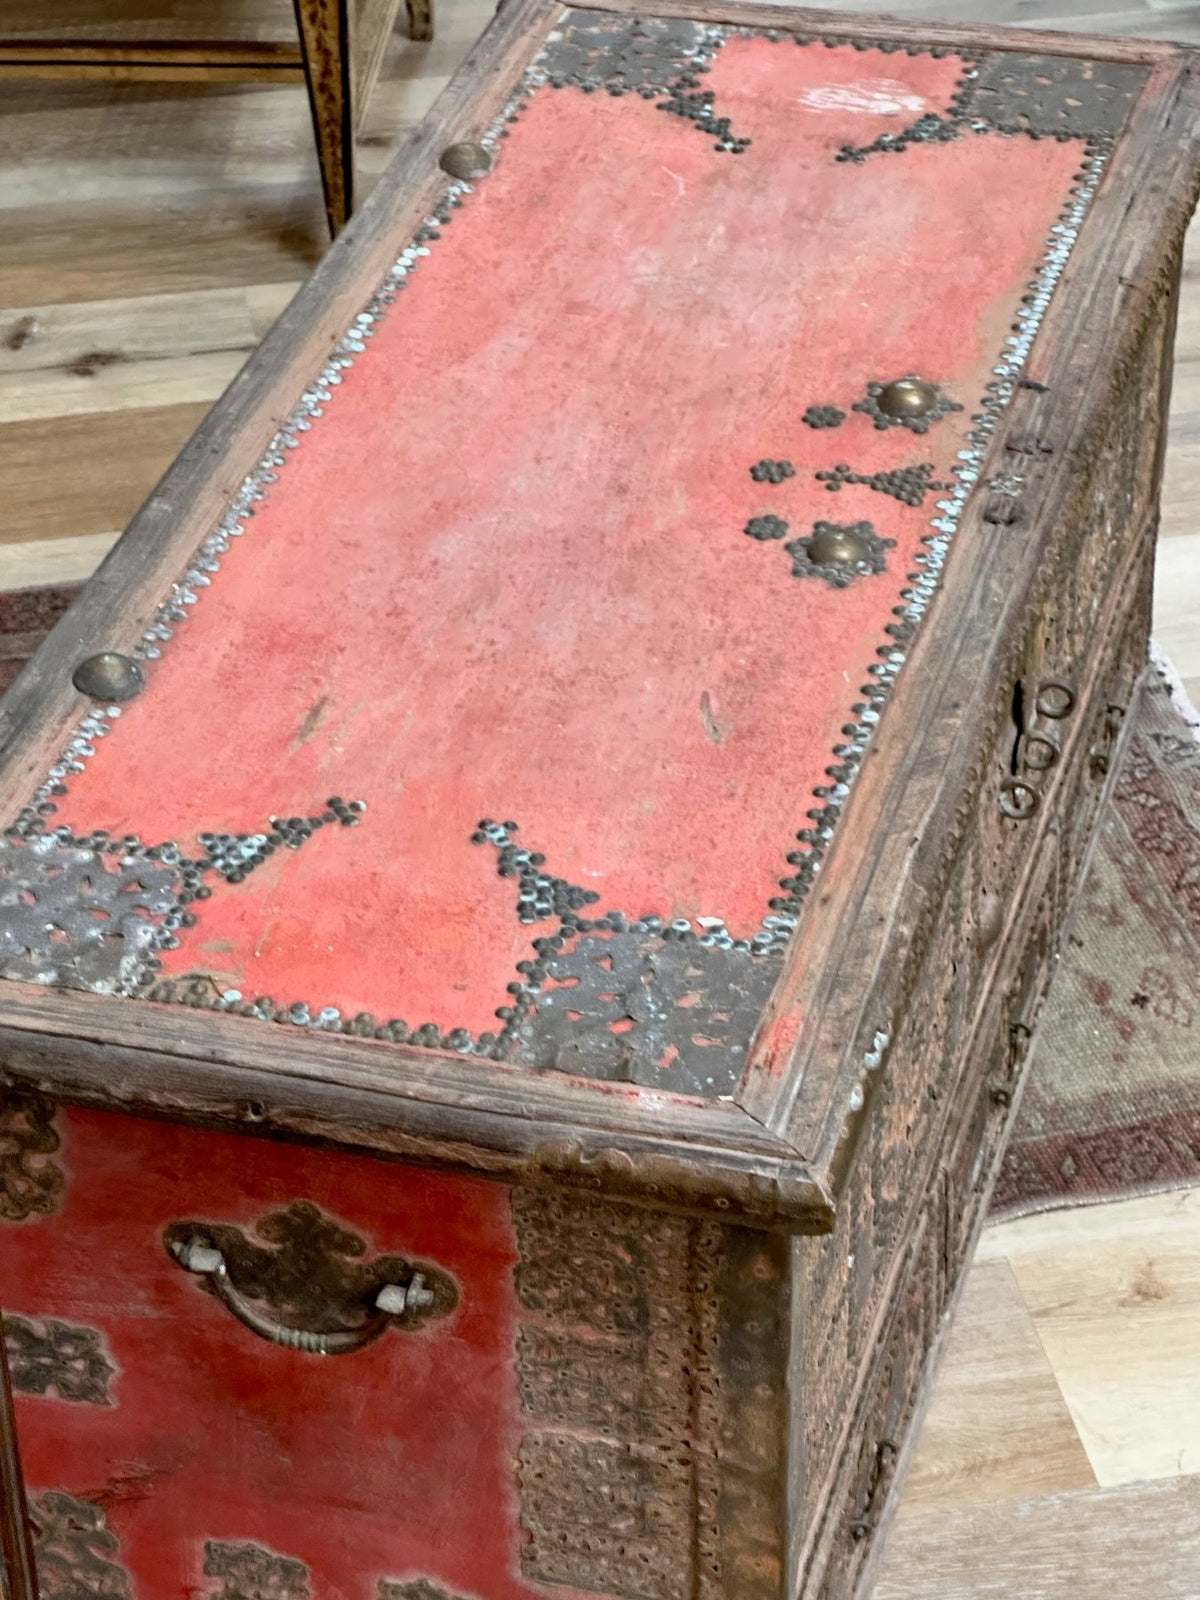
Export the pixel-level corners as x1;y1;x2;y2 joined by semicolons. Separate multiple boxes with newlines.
0;584;78;694
1;585;1197;1217
993;656;1200;1218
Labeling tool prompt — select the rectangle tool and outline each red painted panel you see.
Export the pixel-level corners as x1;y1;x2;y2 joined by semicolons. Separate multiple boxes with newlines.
48;37;1082;1037
5;1106;570;1600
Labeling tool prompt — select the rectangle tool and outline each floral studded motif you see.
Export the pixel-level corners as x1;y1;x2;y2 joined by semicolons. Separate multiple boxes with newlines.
749;459;795;483
853;377;963;434
802;405;846;429
785;521;896;588
744;514;790;541
815;462;953;507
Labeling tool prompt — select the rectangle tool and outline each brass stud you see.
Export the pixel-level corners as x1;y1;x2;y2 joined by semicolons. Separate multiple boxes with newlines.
71;652;144;702
876;378;938;419
807;526;872;566
439;142;492;180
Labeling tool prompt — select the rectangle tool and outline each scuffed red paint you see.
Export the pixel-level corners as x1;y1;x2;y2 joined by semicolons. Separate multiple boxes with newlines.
50;39;1081;1045
6;1105;581;1600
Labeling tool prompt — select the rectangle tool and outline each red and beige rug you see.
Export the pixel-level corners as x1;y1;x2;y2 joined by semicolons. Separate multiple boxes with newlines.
3;585;1198;1217
993;653;1200;1218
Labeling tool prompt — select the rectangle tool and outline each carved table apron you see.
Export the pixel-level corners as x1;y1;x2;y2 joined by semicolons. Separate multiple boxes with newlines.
0;5;1197;1599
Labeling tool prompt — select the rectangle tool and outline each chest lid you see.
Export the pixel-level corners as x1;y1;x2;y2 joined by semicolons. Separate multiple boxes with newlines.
0;1;1196;1230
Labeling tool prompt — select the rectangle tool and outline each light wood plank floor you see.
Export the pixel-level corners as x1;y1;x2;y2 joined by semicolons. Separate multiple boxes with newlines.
2;3;1199;1595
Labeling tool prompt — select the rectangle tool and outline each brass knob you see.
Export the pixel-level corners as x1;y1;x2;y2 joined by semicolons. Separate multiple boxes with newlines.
71;652;144;702
807;526;872;566
439;142;492;180
876;378;938;419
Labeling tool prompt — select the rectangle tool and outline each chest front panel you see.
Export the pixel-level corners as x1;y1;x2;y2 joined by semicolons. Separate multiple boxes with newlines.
2;1098;792;1600
2;1102;540;1600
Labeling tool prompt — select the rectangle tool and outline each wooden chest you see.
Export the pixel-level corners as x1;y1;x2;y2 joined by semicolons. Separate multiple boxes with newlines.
1;5;1197;1597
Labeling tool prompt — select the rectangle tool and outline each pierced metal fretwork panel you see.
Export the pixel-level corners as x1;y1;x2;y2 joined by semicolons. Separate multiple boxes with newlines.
0;835;178;994
967;53;1147;141
522;930;781;1095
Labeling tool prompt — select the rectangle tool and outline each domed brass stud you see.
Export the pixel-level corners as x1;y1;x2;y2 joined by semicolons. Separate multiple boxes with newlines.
71;651;144;702
439;142;492;180
876;377;938;419
807;526;872;566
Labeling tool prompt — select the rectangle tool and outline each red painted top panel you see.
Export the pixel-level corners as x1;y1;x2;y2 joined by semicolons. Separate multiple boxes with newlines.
7;13;1136;1093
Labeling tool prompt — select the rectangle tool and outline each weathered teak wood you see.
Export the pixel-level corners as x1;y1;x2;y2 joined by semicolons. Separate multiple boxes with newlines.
0;6;1197;1597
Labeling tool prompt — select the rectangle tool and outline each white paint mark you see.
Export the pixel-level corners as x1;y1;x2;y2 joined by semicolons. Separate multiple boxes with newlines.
662;165;687;198
799;81;928;116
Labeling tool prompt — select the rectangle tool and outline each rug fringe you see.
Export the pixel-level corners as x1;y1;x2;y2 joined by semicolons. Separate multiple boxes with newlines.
1149;637;1200;741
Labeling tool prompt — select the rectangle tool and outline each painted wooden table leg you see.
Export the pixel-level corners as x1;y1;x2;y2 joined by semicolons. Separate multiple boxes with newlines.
0;1315;37;1600
405;0;435;44
292;0;355;236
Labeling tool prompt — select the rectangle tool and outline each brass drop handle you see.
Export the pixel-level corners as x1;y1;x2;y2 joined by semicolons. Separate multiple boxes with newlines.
165;1200;457;1357
171;1236;436;1355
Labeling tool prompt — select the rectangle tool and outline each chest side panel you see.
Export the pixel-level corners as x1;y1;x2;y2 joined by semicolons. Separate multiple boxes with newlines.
0;12;1139;1097
787;268;1171;1589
